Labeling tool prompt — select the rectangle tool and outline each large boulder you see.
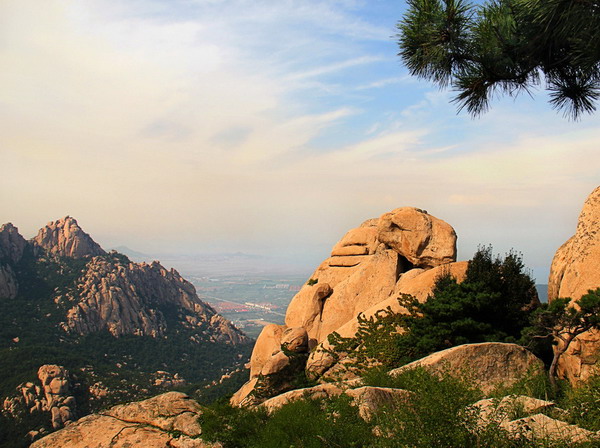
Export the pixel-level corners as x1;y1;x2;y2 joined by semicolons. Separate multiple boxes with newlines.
389;343;544;395
235;207;458;403
31;392;216;448
548;186;600;383
285;208;457;348
377;207;457;268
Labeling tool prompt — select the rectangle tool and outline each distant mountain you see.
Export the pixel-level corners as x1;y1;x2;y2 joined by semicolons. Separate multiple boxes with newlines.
0;217;251;447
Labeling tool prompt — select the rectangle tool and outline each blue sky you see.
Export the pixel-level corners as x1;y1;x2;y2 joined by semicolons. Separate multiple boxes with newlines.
1;0;599;281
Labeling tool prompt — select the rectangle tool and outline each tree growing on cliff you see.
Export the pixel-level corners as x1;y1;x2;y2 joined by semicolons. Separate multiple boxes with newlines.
397;0;600;119
522;288;600;389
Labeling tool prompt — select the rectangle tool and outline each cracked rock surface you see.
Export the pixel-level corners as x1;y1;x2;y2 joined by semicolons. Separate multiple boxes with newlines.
31;392;219;448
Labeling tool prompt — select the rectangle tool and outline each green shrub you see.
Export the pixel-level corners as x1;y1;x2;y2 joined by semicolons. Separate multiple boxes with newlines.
250;395;371;448
561;373;600;432
326;246;539;375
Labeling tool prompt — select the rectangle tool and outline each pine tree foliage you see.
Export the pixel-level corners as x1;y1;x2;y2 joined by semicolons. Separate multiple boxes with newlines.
397;0;600;119
326;246;538;373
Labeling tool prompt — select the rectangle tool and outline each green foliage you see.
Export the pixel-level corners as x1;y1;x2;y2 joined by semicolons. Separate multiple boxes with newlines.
199;402;269;448
521;288;600;386
200;395;372;448
326;246;538;373
561;373;600;432
198;365;600;448
0;249;251;446
397;0;600;119
370;368;489;448
307;278;318;286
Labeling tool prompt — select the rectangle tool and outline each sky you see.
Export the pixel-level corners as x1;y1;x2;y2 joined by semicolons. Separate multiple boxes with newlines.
1;0;599;281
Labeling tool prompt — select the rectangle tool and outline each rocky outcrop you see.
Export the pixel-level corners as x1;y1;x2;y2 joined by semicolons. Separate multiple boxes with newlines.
0;223;27;264
259;383;412;422
231;326;310;406
0;223;27;299
389;343;544;394
30;392;218;448
60;256;247;344
234;207;459;404
548;186;600;383
377;207;457;268
305;261;469;380
2;365;76;431
32;216;105;259
285;208;457;349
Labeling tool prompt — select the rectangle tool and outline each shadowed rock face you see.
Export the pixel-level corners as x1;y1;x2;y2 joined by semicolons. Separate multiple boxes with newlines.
32;216;105;259
0;223;27;264
0;223;27;299
548;186;600;383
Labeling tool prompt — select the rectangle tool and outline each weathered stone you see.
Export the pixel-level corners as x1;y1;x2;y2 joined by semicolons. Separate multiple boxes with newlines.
31;392;218;448
281;327;309;353
260;383;344;414
377;207;457;268
260;351;290;376
503;413;597;444
229;377;258;407
287;247;401;346
345;386;412;421
389;343;544;395
32;216;105;259
305;262;469;380
471;395;556;427
248;324;285;379
548;186;600;383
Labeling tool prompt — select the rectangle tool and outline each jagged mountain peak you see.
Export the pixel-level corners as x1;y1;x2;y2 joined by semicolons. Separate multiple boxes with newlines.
32;216;106;259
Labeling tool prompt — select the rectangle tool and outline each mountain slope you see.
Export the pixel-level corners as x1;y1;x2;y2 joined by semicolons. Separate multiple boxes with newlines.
0;217;251;447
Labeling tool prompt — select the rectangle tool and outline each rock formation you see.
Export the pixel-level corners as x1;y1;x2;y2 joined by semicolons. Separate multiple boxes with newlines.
60;255;247;344
548;186;600;383
0;223;27;299
285;208;457;347
3;365;77;431
30;392;218;448
32;216;106;259
233;207;459;405
0;223;27;264
388;342;545;394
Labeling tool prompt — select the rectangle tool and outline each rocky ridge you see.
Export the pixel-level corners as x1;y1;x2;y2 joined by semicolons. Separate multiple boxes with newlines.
32;217;105;259
0;216;247;345
0;216;251;445
59;255;246;343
